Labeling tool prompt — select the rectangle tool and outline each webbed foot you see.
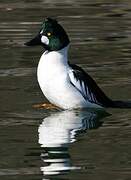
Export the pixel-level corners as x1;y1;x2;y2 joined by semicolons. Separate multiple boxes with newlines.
33;103;60;110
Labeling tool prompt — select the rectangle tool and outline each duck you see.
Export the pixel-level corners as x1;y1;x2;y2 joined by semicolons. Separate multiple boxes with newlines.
25;17;131;110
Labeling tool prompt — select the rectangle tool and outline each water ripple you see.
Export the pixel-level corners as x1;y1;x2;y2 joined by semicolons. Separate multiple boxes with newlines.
0;68;35;77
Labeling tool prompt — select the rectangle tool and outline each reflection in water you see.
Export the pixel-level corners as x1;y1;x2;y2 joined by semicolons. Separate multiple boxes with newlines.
38;110;108;176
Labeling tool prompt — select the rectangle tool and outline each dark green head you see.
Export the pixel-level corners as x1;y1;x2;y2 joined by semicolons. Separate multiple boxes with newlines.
25;18;70;51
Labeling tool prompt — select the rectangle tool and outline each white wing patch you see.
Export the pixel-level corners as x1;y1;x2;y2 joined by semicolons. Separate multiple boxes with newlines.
68;68;98;104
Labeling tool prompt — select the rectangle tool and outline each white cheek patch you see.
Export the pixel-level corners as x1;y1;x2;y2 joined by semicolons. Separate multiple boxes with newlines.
41;35;49;45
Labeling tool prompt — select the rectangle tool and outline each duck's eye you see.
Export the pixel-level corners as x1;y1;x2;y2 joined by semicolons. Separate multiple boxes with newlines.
47;32;51;36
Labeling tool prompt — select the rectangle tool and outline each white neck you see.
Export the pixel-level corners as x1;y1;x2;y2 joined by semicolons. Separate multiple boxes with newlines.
37;45;70;83
42;45;69;66
58;45;69;57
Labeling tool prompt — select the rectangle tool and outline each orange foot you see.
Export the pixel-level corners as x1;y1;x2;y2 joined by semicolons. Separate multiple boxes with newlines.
33;103;60;110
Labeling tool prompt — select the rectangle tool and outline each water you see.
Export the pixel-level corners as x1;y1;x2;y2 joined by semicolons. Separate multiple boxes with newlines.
0;0;131;179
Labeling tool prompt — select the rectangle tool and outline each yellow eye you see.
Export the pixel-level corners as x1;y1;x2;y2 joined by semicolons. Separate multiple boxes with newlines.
47;32;51;36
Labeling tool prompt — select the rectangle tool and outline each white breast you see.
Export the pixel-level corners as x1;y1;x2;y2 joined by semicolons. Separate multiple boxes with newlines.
37;47;102;109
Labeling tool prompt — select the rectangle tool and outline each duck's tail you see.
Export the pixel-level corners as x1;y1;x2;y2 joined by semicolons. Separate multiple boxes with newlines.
109;100;131;108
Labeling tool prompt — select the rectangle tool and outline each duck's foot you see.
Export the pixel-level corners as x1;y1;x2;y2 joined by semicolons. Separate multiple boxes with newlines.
33;103;60;110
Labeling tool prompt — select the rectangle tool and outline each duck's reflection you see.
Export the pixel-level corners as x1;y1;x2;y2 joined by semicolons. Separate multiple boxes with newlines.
38;109;108;176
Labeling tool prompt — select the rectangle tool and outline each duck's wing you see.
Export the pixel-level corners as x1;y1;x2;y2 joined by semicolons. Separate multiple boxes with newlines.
68;64;113;107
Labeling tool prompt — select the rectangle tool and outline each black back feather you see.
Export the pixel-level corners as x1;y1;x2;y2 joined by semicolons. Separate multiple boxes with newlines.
69;64;114;107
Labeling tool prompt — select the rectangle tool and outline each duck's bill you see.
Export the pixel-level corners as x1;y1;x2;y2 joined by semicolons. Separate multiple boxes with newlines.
24;34;41;46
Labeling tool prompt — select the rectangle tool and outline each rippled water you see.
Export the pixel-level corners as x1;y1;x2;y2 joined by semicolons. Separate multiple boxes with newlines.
0;0;131;180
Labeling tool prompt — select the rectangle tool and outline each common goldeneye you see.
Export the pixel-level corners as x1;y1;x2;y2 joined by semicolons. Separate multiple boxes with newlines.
25;18;131;110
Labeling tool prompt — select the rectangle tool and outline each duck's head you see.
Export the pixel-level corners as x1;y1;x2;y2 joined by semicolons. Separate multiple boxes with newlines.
25;18;70;51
